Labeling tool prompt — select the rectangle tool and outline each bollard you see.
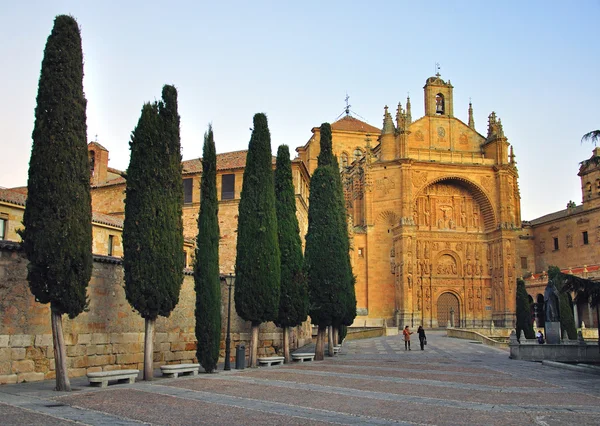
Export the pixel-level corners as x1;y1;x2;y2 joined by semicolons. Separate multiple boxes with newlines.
235;345;246;369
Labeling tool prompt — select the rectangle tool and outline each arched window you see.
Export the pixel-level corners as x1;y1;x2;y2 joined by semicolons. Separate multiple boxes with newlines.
353;148;363;161
341;152;349;168
435;93;445;115
586;182;592;193
89;150;96;176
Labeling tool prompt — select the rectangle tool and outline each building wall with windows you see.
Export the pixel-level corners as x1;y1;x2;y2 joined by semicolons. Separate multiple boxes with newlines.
0;189;25;241
519;148;600;279
89;147;311;274
519;147;600;327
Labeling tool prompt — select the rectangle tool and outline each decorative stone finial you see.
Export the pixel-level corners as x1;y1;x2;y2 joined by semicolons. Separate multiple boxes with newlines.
487;112;505;141
468;101;475;129
382;105;395;134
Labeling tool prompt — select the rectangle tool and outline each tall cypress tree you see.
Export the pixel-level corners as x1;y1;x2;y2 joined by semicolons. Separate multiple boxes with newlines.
548;266;577;340
21;15;92;392
305;123;354;360
235;113;280;368
194;125;221;373
274;145;308;363
515;278;534;340
318;124;356;330
124;85;184;380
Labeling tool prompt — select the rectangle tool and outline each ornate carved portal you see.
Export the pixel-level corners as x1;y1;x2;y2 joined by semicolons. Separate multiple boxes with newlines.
394;179;502;328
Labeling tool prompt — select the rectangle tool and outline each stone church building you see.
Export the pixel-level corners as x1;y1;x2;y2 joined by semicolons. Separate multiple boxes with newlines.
298;73;521;328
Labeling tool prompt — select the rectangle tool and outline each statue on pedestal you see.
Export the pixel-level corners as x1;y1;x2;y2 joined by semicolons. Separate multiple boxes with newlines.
544;281;560;322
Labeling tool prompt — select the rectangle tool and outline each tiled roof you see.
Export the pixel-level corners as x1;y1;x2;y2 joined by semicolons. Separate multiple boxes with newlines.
182;150;276;175
92;176;126;188
528;205;584;226
89;141;108;151
331;115;381;134
1;187;123;229
8;186;28;195
0;188;26;206
107;167;125;176
92;212;123;228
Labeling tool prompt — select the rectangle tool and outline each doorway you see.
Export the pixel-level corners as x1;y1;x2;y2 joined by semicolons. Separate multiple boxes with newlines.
437;292;460;327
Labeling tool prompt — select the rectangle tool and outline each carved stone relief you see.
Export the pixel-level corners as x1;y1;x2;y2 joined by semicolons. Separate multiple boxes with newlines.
436;254;457;275
412;171;427;188
375;176;395;195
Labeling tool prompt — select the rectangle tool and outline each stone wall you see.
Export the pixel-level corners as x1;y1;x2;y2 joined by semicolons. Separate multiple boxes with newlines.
0;243;312;384
509;334;600;362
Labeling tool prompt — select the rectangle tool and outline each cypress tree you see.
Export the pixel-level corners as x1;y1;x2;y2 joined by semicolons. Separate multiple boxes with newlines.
21;15;92;391
123;85;184;380
194;125;221;373
321;122;356;337
515;278;534;340
305;123;355;360
547;266;577;340
274;145;308;363
234;113;281;367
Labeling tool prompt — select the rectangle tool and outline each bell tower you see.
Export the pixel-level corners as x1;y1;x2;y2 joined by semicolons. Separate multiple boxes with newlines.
424;71;454;117
579;147;600;210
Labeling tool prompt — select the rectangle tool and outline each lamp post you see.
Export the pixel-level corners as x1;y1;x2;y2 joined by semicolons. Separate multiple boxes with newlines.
223;273;235;371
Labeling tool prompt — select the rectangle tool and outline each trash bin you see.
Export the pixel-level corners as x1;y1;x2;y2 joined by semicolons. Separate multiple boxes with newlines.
235;345;245;369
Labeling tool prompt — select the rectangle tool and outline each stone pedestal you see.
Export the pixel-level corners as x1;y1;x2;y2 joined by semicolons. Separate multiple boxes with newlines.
545;322;561;344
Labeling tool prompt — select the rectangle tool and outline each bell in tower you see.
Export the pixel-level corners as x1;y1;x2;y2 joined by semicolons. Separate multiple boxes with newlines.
435;94;445;115
424;73;454;117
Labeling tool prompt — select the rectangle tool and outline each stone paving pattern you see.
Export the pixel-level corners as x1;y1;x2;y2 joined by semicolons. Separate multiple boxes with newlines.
1;331;599;425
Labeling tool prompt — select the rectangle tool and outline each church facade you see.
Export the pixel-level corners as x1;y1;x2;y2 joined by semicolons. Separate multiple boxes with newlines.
298;74;521;328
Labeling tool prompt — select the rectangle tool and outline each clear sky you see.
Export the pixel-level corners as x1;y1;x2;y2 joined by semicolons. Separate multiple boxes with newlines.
1;1;599;220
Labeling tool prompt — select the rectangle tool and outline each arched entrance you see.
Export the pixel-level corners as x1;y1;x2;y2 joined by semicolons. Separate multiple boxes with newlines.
437;292;460;327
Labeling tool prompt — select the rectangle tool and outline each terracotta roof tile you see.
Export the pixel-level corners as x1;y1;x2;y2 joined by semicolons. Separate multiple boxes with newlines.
88;141;108;151
331;115;381;134
92;175;126;188
528;205;584;226
107;167;125;176
182;150;276;175
91;212;123;228
0;188;26;206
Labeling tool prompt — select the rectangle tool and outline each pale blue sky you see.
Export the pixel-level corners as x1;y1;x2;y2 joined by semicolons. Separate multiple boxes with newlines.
1;1;599;220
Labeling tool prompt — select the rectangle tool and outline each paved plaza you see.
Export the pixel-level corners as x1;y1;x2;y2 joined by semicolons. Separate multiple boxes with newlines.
1;331;599;425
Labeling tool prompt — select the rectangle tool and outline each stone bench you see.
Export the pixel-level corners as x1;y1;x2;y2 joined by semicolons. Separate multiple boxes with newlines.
258;356;285;366
87;369;139;388
291;353;315;362
160;363;200;378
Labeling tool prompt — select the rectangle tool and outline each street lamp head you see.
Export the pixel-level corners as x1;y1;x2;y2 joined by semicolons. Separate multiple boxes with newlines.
224;273;235;288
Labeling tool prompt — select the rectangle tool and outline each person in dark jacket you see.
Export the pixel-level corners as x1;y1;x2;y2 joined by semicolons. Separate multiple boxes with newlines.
417;325;426;350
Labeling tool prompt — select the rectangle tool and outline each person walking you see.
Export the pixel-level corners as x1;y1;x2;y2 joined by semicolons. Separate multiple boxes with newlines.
403;325;413;350
417;325;426;350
